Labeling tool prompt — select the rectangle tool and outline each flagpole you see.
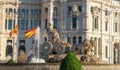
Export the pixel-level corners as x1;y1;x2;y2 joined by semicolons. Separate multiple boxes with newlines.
12;36;14;60
37;27;40;62
16;25;19;63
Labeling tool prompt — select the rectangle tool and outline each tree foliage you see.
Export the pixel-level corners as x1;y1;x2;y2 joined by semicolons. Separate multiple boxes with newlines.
7;59;15;64
60;52;82;70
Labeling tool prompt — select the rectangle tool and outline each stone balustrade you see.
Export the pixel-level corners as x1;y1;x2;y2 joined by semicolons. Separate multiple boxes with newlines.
0;63;120;70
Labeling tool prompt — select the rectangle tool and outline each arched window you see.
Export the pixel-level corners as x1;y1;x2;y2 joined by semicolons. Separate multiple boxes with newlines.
45;19;48;29
21;9;25;14
18;9;21;14
115;23;118;32
6;45;13;57
105;46;108;58
105;21;108;31
68;6;72;13
79;36;82;44
6;40;13;57
19;45;26;54
78;6;82;12
67;37;71;43
21;19;25;30
9;8;12;13
73;37;76;44
5;19;7;30
44;37;47;41
34;9;38;14
34;20;39;27
18;19;21;30
53;18;57;29
53;7;58;16
94;16;98;29
6;8;8;13
72;17;77;29
8;19;12;30
30;20;33;29
19;40;26;54
45;7;48;13
31;9;33;14
26;20;28;30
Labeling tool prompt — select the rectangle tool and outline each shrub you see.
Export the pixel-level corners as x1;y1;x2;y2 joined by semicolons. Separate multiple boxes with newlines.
7;59;15;64
60;52;82;70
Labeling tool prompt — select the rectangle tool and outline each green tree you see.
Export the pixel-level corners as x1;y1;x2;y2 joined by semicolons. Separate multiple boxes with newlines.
60;52;82;70
7;59;15;64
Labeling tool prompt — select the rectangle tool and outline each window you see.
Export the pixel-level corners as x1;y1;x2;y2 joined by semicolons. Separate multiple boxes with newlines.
32;40;34;44
44;37;47;41
13;20;15;28
6;8;8;13
8;19;12;30
5;19;7;30
31;20;33;29
78;6;82;12
26;9;29;14
20;40;25;44
19;40;26;53
39;10;41;14
72;17;77;29
34;20;39;27
68;6;72;13
115;23;117;32
18;19;20;30
115;12;117;17
34;9;38;14
105;11;108;16
45;7;48;13
21;19;25;30
6;40;13;57
53;7;58;16
9;8;12;13
105;46;108;58
94;17;98;29
53;18;57;29
91;7;93;13
21;9;25;14
18;9;21;14
67;37;71;43
95;18;97;28
39;20;41;28
45;19;48;29
79;36;82;44
73;37;76;44
105;21;108;31
26;20;28;30
14;9;16;13
31;9;33;14
6;45;13;57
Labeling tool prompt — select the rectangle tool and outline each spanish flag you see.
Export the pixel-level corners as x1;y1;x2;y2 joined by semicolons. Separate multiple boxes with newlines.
9;24;18;38
25;27;37;38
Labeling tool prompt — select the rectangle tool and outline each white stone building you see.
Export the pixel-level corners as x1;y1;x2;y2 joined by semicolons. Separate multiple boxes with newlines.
0;0;120;64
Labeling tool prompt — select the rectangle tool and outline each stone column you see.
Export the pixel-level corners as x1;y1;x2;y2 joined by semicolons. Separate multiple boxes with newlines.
48;2;53;28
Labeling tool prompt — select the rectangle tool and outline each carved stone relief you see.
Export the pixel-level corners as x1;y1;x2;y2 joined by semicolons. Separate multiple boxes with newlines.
70;5;80;17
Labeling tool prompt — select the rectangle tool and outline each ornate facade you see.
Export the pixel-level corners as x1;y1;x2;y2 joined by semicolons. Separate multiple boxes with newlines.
0;0;120;64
